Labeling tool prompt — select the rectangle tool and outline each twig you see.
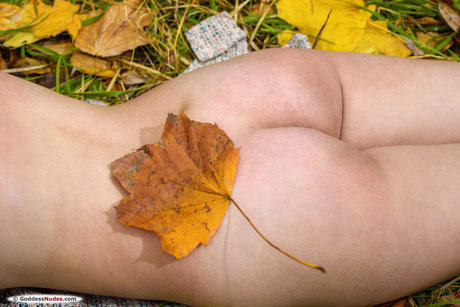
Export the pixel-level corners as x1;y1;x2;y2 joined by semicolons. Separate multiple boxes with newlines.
118;58;172;80
249;0;276;49
312;10;332;49
1;65;48;73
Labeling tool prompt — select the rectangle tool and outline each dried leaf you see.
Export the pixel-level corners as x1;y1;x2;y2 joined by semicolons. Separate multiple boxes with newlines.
416;31;441;49
251;1;274;16
414;16;442;26
41;40;74;55
0;3;23;32
111;113;239;259
120;70;151;85
75;2;151;57
12;57;51;75
2;0;81;48
353;21;411;57
439;1;460;32
70;52;116;78
0;53;6;70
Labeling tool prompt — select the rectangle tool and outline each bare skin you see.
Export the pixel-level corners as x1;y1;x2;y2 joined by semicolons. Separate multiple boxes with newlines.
1;49;459;306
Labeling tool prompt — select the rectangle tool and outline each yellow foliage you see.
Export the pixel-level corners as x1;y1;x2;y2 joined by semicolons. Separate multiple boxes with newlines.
277;30;295;45
2;0;81;47
14;57;51;75
354;21;412;57
277;0;371;52
416;32;440;49
0;3;23;31
276;0;411;57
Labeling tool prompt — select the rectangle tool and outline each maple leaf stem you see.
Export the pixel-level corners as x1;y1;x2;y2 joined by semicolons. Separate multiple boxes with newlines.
227;195;326;273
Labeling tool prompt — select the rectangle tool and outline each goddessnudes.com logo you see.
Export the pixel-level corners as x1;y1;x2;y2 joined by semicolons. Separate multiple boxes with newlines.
7;294;83;304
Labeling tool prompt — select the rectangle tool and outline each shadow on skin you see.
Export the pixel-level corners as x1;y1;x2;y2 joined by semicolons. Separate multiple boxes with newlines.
103;204;177;268
105;167;177;269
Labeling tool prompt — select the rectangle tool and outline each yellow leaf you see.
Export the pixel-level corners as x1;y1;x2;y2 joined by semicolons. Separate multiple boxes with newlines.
277;30;295;45
70;52;116;78
75;2;151;57
13;57;51;75
415;16;442;26
0;3;23;31
353;21;411;57
3;0;80;48
277;0;372;52
67;13;82;40
416;31;440;49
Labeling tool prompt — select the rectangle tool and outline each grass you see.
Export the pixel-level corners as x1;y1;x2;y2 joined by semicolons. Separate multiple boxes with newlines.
1;0;460;306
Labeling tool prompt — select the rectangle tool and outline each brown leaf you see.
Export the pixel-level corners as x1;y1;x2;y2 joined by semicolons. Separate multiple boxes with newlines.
414;16;442;26
251;1;274;16
0;54;5;70
439;1;460;32
70;52;116;78
75;2;152;57
41;40;74;55
120;70;150;85
111;113;239;259
416;31;441;49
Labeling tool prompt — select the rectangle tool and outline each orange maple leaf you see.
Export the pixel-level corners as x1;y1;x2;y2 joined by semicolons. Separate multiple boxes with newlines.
111;113;325;272
111;113;239;258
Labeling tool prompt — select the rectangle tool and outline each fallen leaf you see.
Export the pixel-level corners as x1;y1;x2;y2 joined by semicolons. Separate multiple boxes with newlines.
276;0;411;57
416;31;441;49
11;57;51;75
414;16;442;26
0;53;6;70
75;2;151;57
353;20;411;57
277;0;373;52
120;70;151;85
41;39;74;55
251;1;274;16
439;1;460;32
0;3;23;32
277;29;296;45
70;52;116;78
111;113;239;258
2;0;81;48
